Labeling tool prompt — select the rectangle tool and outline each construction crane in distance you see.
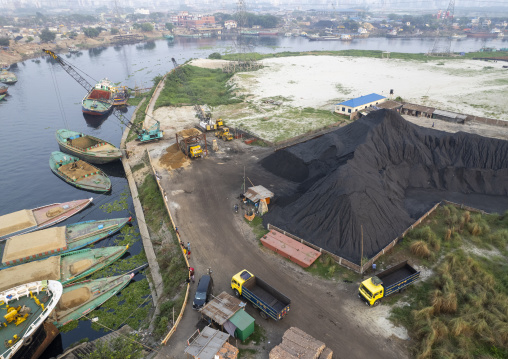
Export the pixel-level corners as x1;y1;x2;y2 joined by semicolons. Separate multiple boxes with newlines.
42;49;163;143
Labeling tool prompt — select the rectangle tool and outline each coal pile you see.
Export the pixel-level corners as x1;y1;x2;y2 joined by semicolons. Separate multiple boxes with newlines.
262;109;508;264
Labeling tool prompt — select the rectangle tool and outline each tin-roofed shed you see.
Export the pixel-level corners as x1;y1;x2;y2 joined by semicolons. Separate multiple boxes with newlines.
185;326;230;359
229;309;255;341
244;185;274;204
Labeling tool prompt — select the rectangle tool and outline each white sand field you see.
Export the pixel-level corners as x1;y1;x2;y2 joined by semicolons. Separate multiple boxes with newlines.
189;56;508;143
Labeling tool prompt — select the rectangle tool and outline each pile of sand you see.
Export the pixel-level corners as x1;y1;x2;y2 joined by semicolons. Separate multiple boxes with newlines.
177;128;202;138
263;109;508;264
159;144;190;170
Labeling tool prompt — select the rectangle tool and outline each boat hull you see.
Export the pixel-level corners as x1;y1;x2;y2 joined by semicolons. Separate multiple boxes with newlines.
49;151;111;192
0;280;62;359
52;273;134;327
0;198;93;241
56;129;122;164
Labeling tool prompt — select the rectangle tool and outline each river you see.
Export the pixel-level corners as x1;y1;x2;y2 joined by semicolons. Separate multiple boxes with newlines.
0;34;504;357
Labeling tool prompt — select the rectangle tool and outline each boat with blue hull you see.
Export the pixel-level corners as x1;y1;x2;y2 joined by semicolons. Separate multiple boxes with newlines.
49;151;111;192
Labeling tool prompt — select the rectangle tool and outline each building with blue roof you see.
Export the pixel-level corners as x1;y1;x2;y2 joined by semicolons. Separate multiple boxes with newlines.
334;93;387;115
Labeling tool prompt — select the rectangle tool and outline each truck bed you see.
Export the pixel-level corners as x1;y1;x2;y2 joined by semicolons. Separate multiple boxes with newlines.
244;277;290;312
378;261;418;288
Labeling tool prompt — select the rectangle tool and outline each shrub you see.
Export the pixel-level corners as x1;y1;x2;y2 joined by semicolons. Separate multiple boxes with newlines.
444;228;451;241
411;240;431;258
209;52;222;59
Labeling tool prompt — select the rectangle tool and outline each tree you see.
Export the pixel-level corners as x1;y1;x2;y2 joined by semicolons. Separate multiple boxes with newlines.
141;23;153;32
83;27;100;38
26;36;34;43
110;28;119;35
165;23;174;31
40;28;56;42
209;52;221;59
68;31;78;39
0;37;9;46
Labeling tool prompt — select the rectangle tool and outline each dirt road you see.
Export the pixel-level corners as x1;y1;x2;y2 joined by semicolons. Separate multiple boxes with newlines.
153;141;408;359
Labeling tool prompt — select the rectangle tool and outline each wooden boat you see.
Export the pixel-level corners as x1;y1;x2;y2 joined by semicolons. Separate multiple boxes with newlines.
112;86;129;106
0;94;5;101
49;151;111;192
50;273;134;327
0;70;17;84
0;245;129;291
56;129;122;164
81;79;114;116
0;198;93;241
0;85;7;95
0;217;131;270
0;280;63;359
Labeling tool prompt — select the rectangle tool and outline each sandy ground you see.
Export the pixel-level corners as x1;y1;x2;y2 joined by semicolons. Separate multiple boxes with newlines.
188;56;508;143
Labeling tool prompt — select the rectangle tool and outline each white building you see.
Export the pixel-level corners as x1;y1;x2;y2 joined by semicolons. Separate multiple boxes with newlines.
335;93;387;115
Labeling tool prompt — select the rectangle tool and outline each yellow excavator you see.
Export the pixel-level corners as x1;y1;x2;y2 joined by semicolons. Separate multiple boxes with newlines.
215;127;233;141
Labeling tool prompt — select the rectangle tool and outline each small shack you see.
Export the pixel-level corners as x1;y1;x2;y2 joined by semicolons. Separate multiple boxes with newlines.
401;103;435;118
185;326;238;359
200;291;255;340
432;109;467;123
243;185;274;205
228;309;255;341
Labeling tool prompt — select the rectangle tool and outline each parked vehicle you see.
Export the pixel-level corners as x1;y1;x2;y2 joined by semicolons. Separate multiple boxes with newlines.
231;270;290;320
358;260;420;306
193;274;213;309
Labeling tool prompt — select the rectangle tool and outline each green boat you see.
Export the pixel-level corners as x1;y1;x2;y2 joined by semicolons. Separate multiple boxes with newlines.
0;70;17;84
0;245;128;292
49;151;111;192
164;34;174;40
0;94;5;101
56;129;122;164
50;273;134;327
0;217;131;270
0;280;63;359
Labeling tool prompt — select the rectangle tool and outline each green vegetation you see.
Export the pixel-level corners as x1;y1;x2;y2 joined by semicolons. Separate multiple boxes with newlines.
242;323;267;345
305;254;359;282
165;22;174;31
221;50;508;63
389;204;508;358
131;162;146;173
110;28;119;35
126;96;143;107
208;52;222;59
138;173;169;232
140;23;154;32
40;28;56;42
83;27;101;38
155;65;240;109
238;348;258;358
82;334;144;359
127;76;160;142
100;187;130;213
246;216;269;239
0;37;9;46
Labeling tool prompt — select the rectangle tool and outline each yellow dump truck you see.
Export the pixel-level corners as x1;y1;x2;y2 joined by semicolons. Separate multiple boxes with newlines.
231;270;290;320
183;144;202;158
358;261;420;306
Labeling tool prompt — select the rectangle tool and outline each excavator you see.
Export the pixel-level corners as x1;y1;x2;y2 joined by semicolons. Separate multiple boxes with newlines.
43;49;163;142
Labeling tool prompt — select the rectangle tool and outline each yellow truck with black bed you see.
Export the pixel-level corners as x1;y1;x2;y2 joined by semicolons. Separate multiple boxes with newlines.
231;270;291;320
359;260;420;306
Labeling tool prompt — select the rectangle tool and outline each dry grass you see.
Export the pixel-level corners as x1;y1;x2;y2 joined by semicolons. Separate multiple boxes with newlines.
411;240;431;258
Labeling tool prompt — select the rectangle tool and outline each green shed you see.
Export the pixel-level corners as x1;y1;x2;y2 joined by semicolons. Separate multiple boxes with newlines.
229;310;255;341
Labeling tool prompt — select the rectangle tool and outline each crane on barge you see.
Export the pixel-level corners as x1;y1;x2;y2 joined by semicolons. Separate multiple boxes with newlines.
42;48;163;142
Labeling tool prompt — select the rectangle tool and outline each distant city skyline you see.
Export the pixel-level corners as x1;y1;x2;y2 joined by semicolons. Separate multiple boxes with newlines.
0;0;506;12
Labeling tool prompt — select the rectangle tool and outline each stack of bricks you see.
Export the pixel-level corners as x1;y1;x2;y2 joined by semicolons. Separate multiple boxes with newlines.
269;327;333;359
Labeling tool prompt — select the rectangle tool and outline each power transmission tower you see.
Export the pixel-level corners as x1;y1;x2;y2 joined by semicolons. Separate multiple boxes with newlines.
430;0;455;56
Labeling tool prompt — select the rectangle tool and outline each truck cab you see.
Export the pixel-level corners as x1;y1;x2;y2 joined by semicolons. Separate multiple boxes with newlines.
188;145;202;158
231;269;252;296
359;276;384;306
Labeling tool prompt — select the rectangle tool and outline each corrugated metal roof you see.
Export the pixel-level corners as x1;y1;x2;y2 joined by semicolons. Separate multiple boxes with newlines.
244;185;274;203
184;326;229;359
433;109;466;119
337;93;386;108
200;292;245;325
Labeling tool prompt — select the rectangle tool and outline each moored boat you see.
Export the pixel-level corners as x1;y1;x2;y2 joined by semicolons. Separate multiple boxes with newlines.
112;85;129;106
0;70;17;84
0;280;63;359
49;151;111;192
0;198;93;241
82;78;114;116
163;34;174;40
0;94;5;101
68;45;79;53
50;273;134;327
0;245;129;291
0;217;131;270
0;85;8;95
56;129;122;164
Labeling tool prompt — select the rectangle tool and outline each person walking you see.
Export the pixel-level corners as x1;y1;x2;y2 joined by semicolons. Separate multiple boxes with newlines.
187;242;191;252
189;267;195;283
175;227;180;236
187;249;191;260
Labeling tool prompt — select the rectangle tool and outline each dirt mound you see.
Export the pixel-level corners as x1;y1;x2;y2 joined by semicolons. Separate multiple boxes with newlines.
263;109;508;264
177;128;202;138
159;143;190;170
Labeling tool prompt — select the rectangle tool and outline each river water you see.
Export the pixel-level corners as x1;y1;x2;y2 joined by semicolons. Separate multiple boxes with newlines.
0;34;504;356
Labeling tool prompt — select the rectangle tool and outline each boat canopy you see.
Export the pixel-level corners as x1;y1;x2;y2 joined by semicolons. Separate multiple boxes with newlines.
0;210;37;237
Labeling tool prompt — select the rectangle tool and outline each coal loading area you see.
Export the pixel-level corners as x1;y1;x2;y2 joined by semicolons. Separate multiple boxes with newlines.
261;109;508;264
